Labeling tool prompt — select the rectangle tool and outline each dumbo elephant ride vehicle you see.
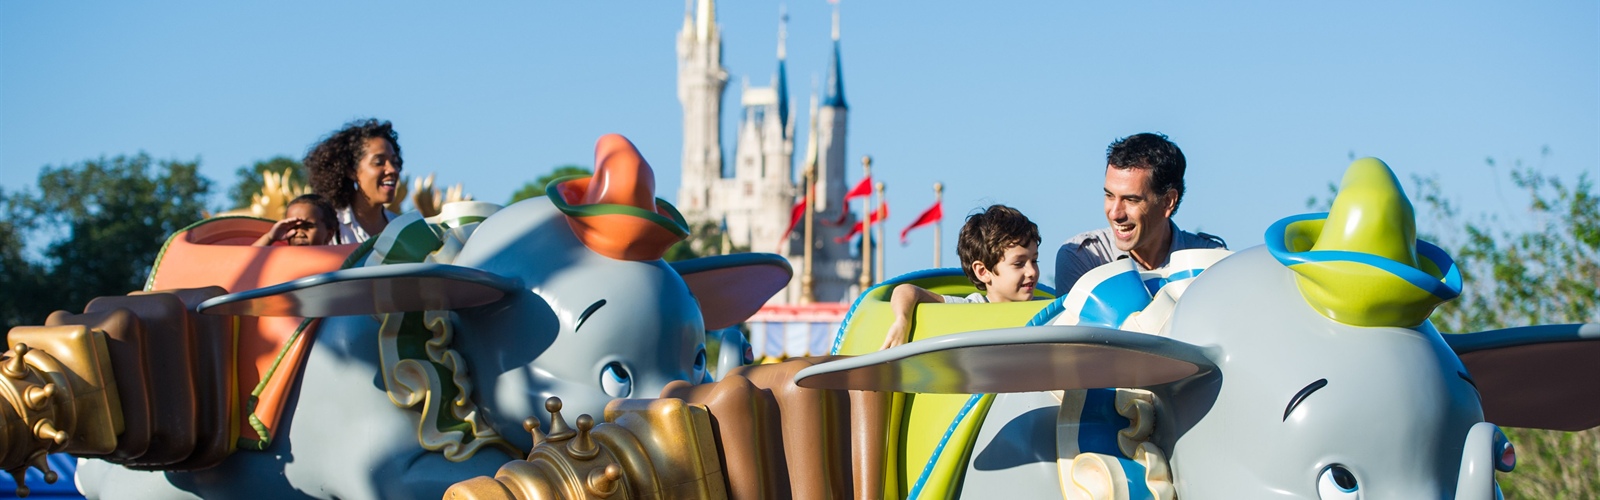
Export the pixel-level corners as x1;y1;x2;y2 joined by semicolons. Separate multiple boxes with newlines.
0;139;1597;500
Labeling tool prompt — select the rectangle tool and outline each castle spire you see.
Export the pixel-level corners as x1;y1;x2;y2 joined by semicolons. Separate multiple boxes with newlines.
831;1;841;41
775;5;791;131
696;0;716;42
777;4;788;60
822;2;847;109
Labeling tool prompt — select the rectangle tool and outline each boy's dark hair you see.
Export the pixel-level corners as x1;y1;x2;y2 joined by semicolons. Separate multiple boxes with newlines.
957;205;1040;291
306;118;402;209
1106;132;1186;215
287;194;338;234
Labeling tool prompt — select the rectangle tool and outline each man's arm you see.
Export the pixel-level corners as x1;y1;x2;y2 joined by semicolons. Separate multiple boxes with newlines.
1054;241;1106;296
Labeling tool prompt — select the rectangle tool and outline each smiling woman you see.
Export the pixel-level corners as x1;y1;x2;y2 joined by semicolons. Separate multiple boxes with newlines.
306;118;404;244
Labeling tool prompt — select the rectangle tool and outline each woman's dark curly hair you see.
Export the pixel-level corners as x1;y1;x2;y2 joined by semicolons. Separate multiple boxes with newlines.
305;118;402;209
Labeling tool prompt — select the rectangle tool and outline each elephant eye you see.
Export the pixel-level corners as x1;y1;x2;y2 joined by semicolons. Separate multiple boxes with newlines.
692;344;707;381
1316;464;1360;499
600;362;632;398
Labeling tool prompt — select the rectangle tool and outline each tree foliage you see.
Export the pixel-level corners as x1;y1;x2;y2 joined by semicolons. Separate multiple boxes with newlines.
1426;166;1599;333
508;165;591;204
1417;157;1598;499
228;156;307;211
0;193;50;330
0;154;212;330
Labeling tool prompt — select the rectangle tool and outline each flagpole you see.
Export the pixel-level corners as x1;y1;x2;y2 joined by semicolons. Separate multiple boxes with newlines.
801;164;816;304
800;95;819;304
720;216;731;256
859;155;873;291
933;182;943;268
875;181;885;283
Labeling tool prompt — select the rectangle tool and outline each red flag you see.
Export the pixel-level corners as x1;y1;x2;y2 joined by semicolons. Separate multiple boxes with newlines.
779;193;807;245
844;176;874;201
834;201;889;243
826;176;875;226
899;201;943;245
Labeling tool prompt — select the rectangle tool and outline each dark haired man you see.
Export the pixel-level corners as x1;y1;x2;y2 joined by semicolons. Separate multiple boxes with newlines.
1054;133;1225;293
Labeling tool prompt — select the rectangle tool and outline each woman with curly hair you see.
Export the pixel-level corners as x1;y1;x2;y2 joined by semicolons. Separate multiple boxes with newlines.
306;118;404;244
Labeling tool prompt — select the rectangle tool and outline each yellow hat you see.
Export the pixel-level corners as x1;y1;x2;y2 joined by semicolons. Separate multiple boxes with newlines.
1265;158;1461;327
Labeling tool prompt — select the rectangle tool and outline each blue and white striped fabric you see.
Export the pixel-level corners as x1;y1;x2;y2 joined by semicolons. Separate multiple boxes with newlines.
1041;249;1228;500
1035;249;1231;330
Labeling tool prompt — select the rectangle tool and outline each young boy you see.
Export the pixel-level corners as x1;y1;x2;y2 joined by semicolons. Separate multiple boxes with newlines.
880;205;1042;350
253;194;339;246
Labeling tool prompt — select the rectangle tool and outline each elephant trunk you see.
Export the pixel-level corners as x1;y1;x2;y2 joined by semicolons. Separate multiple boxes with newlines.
1454;422;1514;500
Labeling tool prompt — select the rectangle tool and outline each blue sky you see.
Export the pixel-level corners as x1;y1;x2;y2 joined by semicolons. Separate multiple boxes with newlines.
2;1;1595;282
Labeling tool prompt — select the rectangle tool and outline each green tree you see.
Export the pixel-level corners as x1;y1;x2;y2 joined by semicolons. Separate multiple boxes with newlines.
228;156;307;210
663;237;701;262
1416;158;1598;499
1;154;212;329
0;192;50;330
509;165;591;204
664;220;751;262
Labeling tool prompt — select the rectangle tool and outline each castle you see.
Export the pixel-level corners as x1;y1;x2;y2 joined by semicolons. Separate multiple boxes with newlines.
676;0;861;304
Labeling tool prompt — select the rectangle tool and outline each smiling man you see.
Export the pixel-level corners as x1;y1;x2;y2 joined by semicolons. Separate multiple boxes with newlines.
1054;133;1226;293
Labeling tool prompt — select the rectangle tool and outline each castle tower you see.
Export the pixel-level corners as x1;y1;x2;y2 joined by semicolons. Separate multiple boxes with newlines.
677;0;728;222
675;2;859;304
784;3;859;304
723;8;796;255
814;5;849;223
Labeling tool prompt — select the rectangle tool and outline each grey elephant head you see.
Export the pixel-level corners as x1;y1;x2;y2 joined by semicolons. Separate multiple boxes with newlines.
1156;159;1488;498
443;198;776;444
1149;246;1489;498
799;158;1600;498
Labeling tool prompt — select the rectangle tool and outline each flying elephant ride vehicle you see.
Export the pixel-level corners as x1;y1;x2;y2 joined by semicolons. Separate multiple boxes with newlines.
1;140;1597;499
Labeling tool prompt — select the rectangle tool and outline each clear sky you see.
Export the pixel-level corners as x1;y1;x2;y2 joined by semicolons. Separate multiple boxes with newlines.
2;1;1595;284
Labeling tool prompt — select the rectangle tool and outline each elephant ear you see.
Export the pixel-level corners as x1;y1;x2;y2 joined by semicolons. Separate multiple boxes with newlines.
794;325;1216;394
1445;323;1600;431
197;263;524;317
671;253;793;330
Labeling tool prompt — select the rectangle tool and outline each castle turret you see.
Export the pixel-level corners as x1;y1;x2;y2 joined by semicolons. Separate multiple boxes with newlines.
677;0;728;221
675;2;858;304
813;5;849;218
784;2;858;304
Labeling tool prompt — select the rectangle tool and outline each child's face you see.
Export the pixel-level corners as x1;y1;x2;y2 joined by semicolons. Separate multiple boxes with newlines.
284;203;333;246
975;242;1040;302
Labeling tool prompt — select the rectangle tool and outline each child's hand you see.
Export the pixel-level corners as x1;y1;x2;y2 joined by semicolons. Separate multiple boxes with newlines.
881;283;943;351
266;217;310;242
880;316;911;351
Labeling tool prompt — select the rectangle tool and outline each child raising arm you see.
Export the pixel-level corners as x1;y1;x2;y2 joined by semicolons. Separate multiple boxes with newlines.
880;205;1041;350
253;194;338;247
